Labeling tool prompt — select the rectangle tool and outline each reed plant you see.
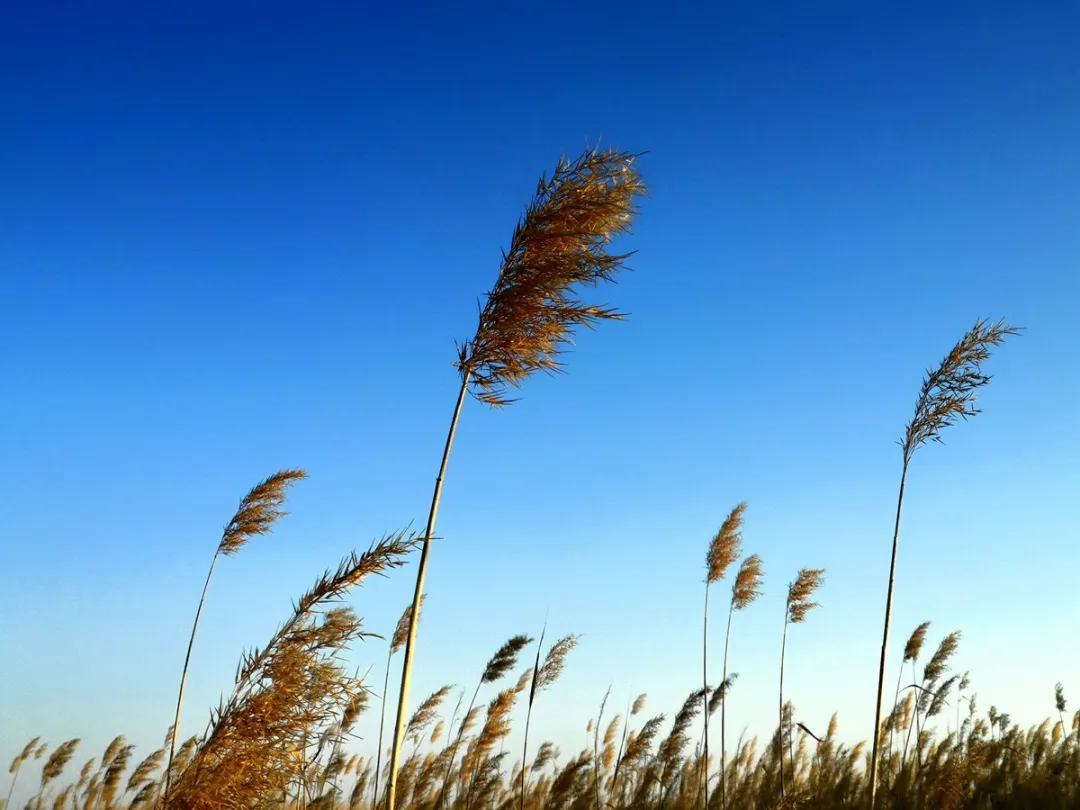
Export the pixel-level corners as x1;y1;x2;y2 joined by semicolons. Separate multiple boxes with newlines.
163;469;307;804
385;145;646;810
720;549;764;810
778;568;825;799
867;319;1018;808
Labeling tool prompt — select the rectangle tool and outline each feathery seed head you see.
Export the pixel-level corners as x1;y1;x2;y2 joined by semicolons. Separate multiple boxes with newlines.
406;685;453;743
923;631;961;684
482;634;533;683
10;737;41;773
41;739;80;787
218;469;307;556
786;568;825;624
731;554;764;610
631;693;647;716
533;634;580;696
903;621;931;663
456;146;647;407
707;502;746;584
1055;683;1067;714
391;594;425;654
902;319;1019;464
707;674;738;716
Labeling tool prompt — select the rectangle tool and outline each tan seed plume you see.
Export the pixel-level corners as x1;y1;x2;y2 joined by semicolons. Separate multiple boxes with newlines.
456;146;647;407
903;621;931;663
732;554;764;610
902;319;1020;464
218;469;307;556
923;631;961;684
707;502;746;584
40;739;80;787
392;594;426;654
786;568;825;624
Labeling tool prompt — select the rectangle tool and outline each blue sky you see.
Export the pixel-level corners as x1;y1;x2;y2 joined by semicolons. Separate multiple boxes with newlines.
2;0;1078;794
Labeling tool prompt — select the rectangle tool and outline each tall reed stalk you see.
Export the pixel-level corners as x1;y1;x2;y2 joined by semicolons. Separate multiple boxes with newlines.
374;599;423;809
868;319;1018;808
702;502;744;810
521;632;578;810
778;568;824;799
162;469;306;805
384;145;646;810
435;634;532;810
721;551;763;810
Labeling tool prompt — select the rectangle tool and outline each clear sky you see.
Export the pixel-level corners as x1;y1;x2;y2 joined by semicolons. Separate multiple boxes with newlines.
2;0;1078;794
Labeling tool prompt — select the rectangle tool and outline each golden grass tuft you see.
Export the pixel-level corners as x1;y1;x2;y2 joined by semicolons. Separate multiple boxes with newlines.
707;502;746;585
218;469;307;556
901;319;1020;463
786;568;825;624
456;145;647;408
903;621;931;663
732;554;764;610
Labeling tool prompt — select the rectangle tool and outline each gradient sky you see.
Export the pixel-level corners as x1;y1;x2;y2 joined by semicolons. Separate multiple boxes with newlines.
2;0;1078;796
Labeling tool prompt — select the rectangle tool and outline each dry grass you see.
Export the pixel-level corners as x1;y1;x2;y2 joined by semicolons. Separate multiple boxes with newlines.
868;320;1018;808
9;148;1056;810
12;631;1077;810
386;145;647;810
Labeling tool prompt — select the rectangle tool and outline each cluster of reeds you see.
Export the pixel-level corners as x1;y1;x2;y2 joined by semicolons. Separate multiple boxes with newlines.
6;146;1040;810
10;632;1079;810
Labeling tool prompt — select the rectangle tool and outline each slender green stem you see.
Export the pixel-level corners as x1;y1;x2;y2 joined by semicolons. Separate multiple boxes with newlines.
163;548;221;803
720;603;734;810
869;462;908;809
779;613;789;799
609;699;631;809
373;646;394;809
702;583;711;810
436;680;483;810
5;761;22;810
385;375;470;810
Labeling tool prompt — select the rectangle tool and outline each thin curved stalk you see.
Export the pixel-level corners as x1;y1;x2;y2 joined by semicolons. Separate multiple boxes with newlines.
163;548;221;803
373;646;394;809
779;614;789;799
869;463;908;809
720;603;734;810
435;680;483;810
702;583;711;810
385;376;470;810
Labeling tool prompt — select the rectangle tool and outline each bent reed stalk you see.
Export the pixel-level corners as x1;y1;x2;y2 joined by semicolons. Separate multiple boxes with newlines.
868;319;1018;809
384;145;646;810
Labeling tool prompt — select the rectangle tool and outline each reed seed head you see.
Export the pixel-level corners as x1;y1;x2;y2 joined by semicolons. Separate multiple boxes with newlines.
631;693;647;716
406;685;453;743
923;631;961;684
903;621;931;663
902;319;1019;464
218;469;307;556
533;634;580;697
456;145;647;407
10;737;42;773
731;554;764;610
391;594;426;654
482;634;533;683
786;568;825;624
41;739;80;787
707;502;746;584
707;674;738;716
1055;683;1067;714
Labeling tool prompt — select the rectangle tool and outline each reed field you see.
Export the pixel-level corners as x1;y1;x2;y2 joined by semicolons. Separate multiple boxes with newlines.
5;146;1074;810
